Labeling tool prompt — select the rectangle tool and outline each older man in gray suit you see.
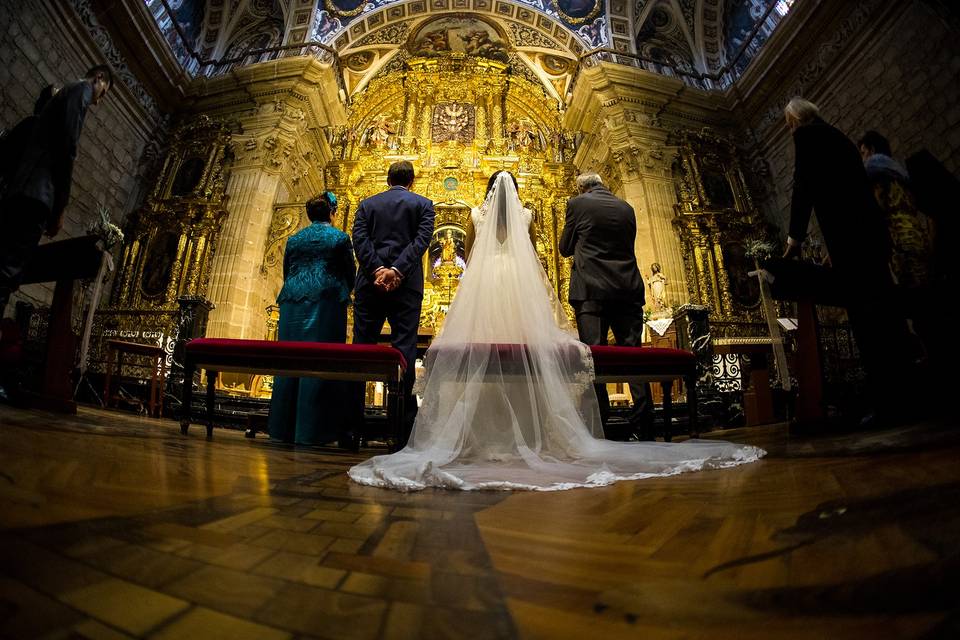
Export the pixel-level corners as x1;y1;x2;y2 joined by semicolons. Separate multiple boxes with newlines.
559;172;653;440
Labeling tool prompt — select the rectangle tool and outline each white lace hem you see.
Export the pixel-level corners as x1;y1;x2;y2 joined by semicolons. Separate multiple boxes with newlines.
347;445;766;492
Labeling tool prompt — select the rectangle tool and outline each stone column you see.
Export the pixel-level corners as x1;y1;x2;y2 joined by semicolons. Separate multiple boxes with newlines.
205;166;282;339
635;174;688;309
616;166;688;310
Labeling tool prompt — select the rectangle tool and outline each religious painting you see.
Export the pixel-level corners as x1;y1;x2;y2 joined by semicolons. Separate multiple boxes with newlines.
541;54;570;75
324;0;368;17
431;103;476;144
701;165;735;209
428;226;467;281
170;156;205;197
409;16;509;63
140;231;181;299
722;241;761;309
345;50;375;71
311;10;342;42
550;0;601;23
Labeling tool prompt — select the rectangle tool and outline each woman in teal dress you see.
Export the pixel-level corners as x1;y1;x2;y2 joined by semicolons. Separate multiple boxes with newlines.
268;192;355;445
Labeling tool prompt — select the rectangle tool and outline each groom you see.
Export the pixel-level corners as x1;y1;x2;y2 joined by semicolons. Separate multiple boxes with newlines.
559;172;654;440
351;161;435;445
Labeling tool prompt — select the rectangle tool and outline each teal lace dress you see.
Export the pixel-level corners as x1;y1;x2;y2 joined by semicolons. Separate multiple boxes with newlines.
268;222;355;444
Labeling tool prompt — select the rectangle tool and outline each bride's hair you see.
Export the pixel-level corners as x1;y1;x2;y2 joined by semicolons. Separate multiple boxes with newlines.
485;171;518;197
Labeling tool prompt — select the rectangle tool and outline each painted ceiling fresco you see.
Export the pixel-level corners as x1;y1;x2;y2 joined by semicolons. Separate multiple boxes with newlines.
147;0;797;89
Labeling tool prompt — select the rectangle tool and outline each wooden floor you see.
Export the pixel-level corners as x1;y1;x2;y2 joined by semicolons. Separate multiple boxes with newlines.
0;406;957;639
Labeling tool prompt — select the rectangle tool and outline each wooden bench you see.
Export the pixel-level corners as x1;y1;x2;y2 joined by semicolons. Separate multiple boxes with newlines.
19;236;106;413
590;345;699;440
180;339;696;444
426;343;699;441
180;338;407;443
103;339;167;417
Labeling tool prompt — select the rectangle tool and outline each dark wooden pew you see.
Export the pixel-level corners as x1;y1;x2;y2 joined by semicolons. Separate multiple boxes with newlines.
20;236;106;413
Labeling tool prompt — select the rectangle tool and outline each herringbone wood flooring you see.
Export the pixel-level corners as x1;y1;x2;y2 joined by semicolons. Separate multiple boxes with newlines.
0;405;957;639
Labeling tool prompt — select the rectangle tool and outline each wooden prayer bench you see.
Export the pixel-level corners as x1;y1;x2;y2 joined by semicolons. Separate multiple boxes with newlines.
103;339;167;418
19;236;106;413
427;343;699;441
181;338;406;442
760;258;850;431
590;345;699;440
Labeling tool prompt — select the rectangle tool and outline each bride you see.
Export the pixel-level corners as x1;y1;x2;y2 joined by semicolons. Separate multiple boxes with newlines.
348;171;764;491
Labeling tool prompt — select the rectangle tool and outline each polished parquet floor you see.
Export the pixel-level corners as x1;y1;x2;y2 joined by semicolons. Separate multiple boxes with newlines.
0;405;957;639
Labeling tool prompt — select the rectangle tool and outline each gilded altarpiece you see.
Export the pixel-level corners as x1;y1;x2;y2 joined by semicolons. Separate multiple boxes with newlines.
316;51;579;335
671;131;772;324
91;117;231;374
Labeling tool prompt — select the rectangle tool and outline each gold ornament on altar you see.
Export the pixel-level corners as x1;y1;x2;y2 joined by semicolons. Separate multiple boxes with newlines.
432;103;475;143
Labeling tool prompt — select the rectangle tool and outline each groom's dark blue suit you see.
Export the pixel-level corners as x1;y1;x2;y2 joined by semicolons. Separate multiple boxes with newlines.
351;185;435;441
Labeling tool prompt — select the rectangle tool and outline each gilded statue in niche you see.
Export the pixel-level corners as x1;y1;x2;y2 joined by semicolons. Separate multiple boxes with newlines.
361;113;402;149
508;118;539;152
429;226;467;278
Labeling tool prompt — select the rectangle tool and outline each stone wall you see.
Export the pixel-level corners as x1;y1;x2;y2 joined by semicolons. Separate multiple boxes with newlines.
0;1;157;313
742;0;960;237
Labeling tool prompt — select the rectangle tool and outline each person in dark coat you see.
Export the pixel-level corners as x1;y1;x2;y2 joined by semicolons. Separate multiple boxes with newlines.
1;84;60;189
268;192;355;446
559;172;654;440
0;66;111;316
782;97;908;425
350;160;435;446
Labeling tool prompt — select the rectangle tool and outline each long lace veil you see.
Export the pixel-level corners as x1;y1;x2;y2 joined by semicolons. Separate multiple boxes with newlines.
349;173;764;491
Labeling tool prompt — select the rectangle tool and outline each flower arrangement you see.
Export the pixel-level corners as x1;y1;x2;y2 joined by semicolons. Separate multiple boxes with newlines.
744;239;776;261
87;204;124;249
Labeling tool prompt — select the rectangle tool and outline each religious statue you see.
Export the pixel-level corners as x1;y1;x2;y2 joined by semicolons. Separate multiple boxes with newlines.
363;115;398;149
508;119;537;152
647;262;668;311
440;233;456;264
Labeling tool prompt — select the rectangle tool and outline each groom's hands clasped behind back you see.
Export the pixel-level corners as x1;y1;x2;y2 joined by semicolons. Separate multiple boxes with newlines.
374;266;401;293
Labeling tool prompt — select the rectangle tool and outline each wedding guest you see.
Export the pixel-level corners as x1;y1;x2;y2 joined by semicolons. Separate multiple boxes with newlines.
267;192;356;446
350;161;435;448
859;131;935;364
0;66;111;316
1;84;60;189
782;98;908;426
858;131;935;291
904;149;959;397
905;149;958;289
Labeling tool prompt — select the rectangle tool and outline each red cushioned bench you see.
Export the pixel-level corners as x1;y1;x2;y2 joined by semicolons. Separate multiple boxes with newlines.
590;345;699;440
181;338;407;442
427;343;699;441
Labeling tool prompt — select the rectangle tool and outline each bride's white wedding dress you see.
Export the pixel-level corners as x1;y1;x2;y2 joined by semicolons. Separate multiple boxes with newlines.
348;173;764;491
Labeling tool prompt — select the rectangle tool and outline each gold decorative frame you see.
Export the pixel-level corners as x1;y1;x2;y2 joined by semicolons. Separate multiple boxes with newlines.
324;0;368;18
548;0;602;25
